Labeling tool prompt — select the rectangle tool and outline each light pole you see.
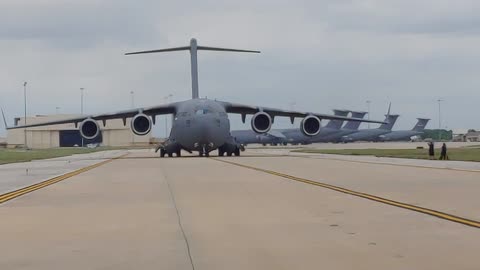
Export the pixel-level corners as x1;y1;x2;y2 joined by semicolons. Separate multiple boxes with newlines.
23;82;28;149
130;91;135;108
80;88;84;147
164;94;173;138
80;88;84;115
437;98;443;141
366;100;371;129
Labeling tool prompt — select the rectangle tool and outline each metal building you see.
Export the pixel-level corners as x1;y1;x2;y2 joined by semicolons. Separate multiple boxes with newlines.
7;114;151;149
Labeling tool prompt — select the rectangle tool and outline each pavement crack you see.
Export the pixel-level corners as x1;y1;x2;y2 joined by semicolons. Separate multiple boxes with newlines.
163;171;196;270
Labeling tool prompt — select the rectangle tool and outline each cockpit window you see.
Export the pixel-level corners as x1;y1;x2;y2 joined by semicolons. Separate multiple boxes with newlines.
195;109;211;115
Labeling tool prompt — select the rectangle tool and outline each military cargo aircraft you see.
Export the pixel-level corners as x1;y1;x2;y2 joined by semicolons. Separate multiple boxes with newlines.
310;111;368;143
4;38;384;157
378;118;430;142
341;114;399;143
231;109;350;146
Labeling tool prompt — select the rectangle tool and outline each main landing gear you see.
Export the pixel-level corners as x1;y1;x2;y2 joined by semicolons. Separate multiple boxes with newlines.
218;146;241;157
159;148;182;158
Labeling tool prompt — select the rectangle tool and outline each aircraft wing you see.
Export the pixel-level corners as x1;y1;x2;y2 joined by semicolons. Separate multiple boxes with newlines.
5;103;177;130
219;101;386;124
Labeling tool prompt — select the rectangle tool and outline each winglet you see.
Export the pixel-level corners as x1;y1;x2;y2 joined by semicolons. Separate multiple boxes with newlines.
1;108;8;129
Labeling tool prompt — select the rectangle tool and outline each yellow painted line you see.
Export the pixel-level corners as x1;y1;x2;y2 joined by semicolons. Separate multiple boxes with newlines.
0;154;128;205
293;154;480;173
212;158;480;229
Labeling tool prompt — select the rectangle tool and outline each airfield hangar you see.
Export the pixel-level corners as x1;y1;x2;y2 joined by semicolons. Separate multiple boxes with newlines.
6;114;152;149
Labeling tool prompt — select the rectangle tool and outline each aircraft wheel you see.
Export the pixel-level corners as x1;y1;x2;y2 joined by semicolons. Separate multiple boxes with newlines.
160;149;166;157
176;149;181;157
227;152;233;157
168;152;173;157
199;151;204;157
218;150;224;156
234;148;240;156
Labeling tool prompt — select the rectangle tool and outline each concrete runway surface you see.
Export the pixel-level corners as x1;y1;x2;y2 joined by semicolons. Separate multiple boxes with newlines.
0;149;479;270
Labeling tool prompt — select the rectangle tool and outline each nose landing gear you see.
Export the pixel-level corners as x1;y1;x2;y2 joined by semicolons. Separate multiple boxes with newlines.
199;145;210;157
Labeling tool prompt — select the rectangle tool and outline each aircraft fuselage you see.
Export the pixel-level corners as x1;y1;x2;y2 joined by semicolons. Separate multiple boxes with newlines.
169;99;232;153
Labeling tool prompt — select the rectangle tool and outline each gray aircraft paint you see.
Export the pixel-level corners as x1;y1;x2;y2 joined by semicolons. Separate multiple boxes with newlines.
342;111;368;131
232;109;349;145
324;110;350;129
342;114;400;142
5;38;384;156
378;118;430;142
318;111;368;142
305;109;350;143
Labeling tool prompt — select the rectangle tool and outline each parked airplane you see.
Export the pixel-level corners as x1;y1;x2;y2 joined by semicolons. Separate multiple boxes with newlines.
231;109;349;146
378;118;430;142
314;111;368;143
229;129;278;146
4;38;383;157
341;114;399;143
280;109;350;144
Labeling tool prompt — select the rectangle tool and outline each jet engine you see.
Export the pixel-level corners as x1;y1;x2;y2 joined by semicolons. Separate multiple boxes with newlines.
300;115;321;136
251;112;272;134
79;119;100;139
131;113;152;136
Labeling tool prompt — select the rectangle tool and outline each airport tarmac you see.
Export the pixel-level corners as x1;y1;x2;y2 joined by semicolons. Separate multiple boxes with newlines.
252;141;480;150
0;148;479;270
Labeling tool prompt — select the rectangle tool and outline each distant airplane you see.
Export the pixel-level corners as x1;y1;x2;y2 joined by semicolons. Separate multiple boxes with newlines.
378;118;430;142
341;103;399;143
231;109;349;146
281;109;350;144
229;129;277;146
4;38;383;157
314;111;368;143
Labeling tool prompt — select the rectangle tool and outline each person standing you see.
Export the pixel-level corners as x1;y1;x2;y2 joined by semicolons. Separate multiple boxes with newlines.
440;143;448;160
428;142;435;160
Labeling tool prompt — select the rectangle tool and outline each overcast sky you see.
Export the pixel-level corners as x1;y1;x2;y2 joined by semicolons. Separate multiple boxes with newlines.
1;0;480;137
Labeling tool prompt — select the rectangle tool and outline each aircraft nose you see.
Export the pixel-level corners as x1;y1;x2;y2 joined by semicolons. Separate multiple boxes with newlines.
193;117;225;146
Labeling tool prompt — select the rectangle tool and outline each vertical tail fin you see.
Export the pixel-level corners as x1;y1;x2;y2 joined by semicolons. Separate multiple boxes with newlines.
378;102;399;130
412;118;430;131
125;38;260;99
325;109;349;129
1;108;8;129
379;114;399;130
343;111;367;130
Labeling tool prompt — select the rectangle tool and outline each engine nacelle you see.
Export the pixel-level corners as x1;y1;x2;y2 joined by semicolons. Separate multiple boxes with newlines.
300;115;321;136
131;113;152;136
79;119;100;140
251;112;272;134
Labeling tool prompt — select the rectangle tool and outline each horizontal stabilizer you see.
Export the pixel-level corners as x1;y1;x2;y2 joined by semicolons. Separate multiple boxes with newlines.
125;46;191;55
125;38;260;99
412;118;430;131
197;46;260;53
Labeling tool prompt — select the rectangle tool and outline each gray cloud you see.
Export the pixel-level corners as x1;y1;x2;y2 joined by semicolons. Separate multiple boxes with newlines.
2;0;480;136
